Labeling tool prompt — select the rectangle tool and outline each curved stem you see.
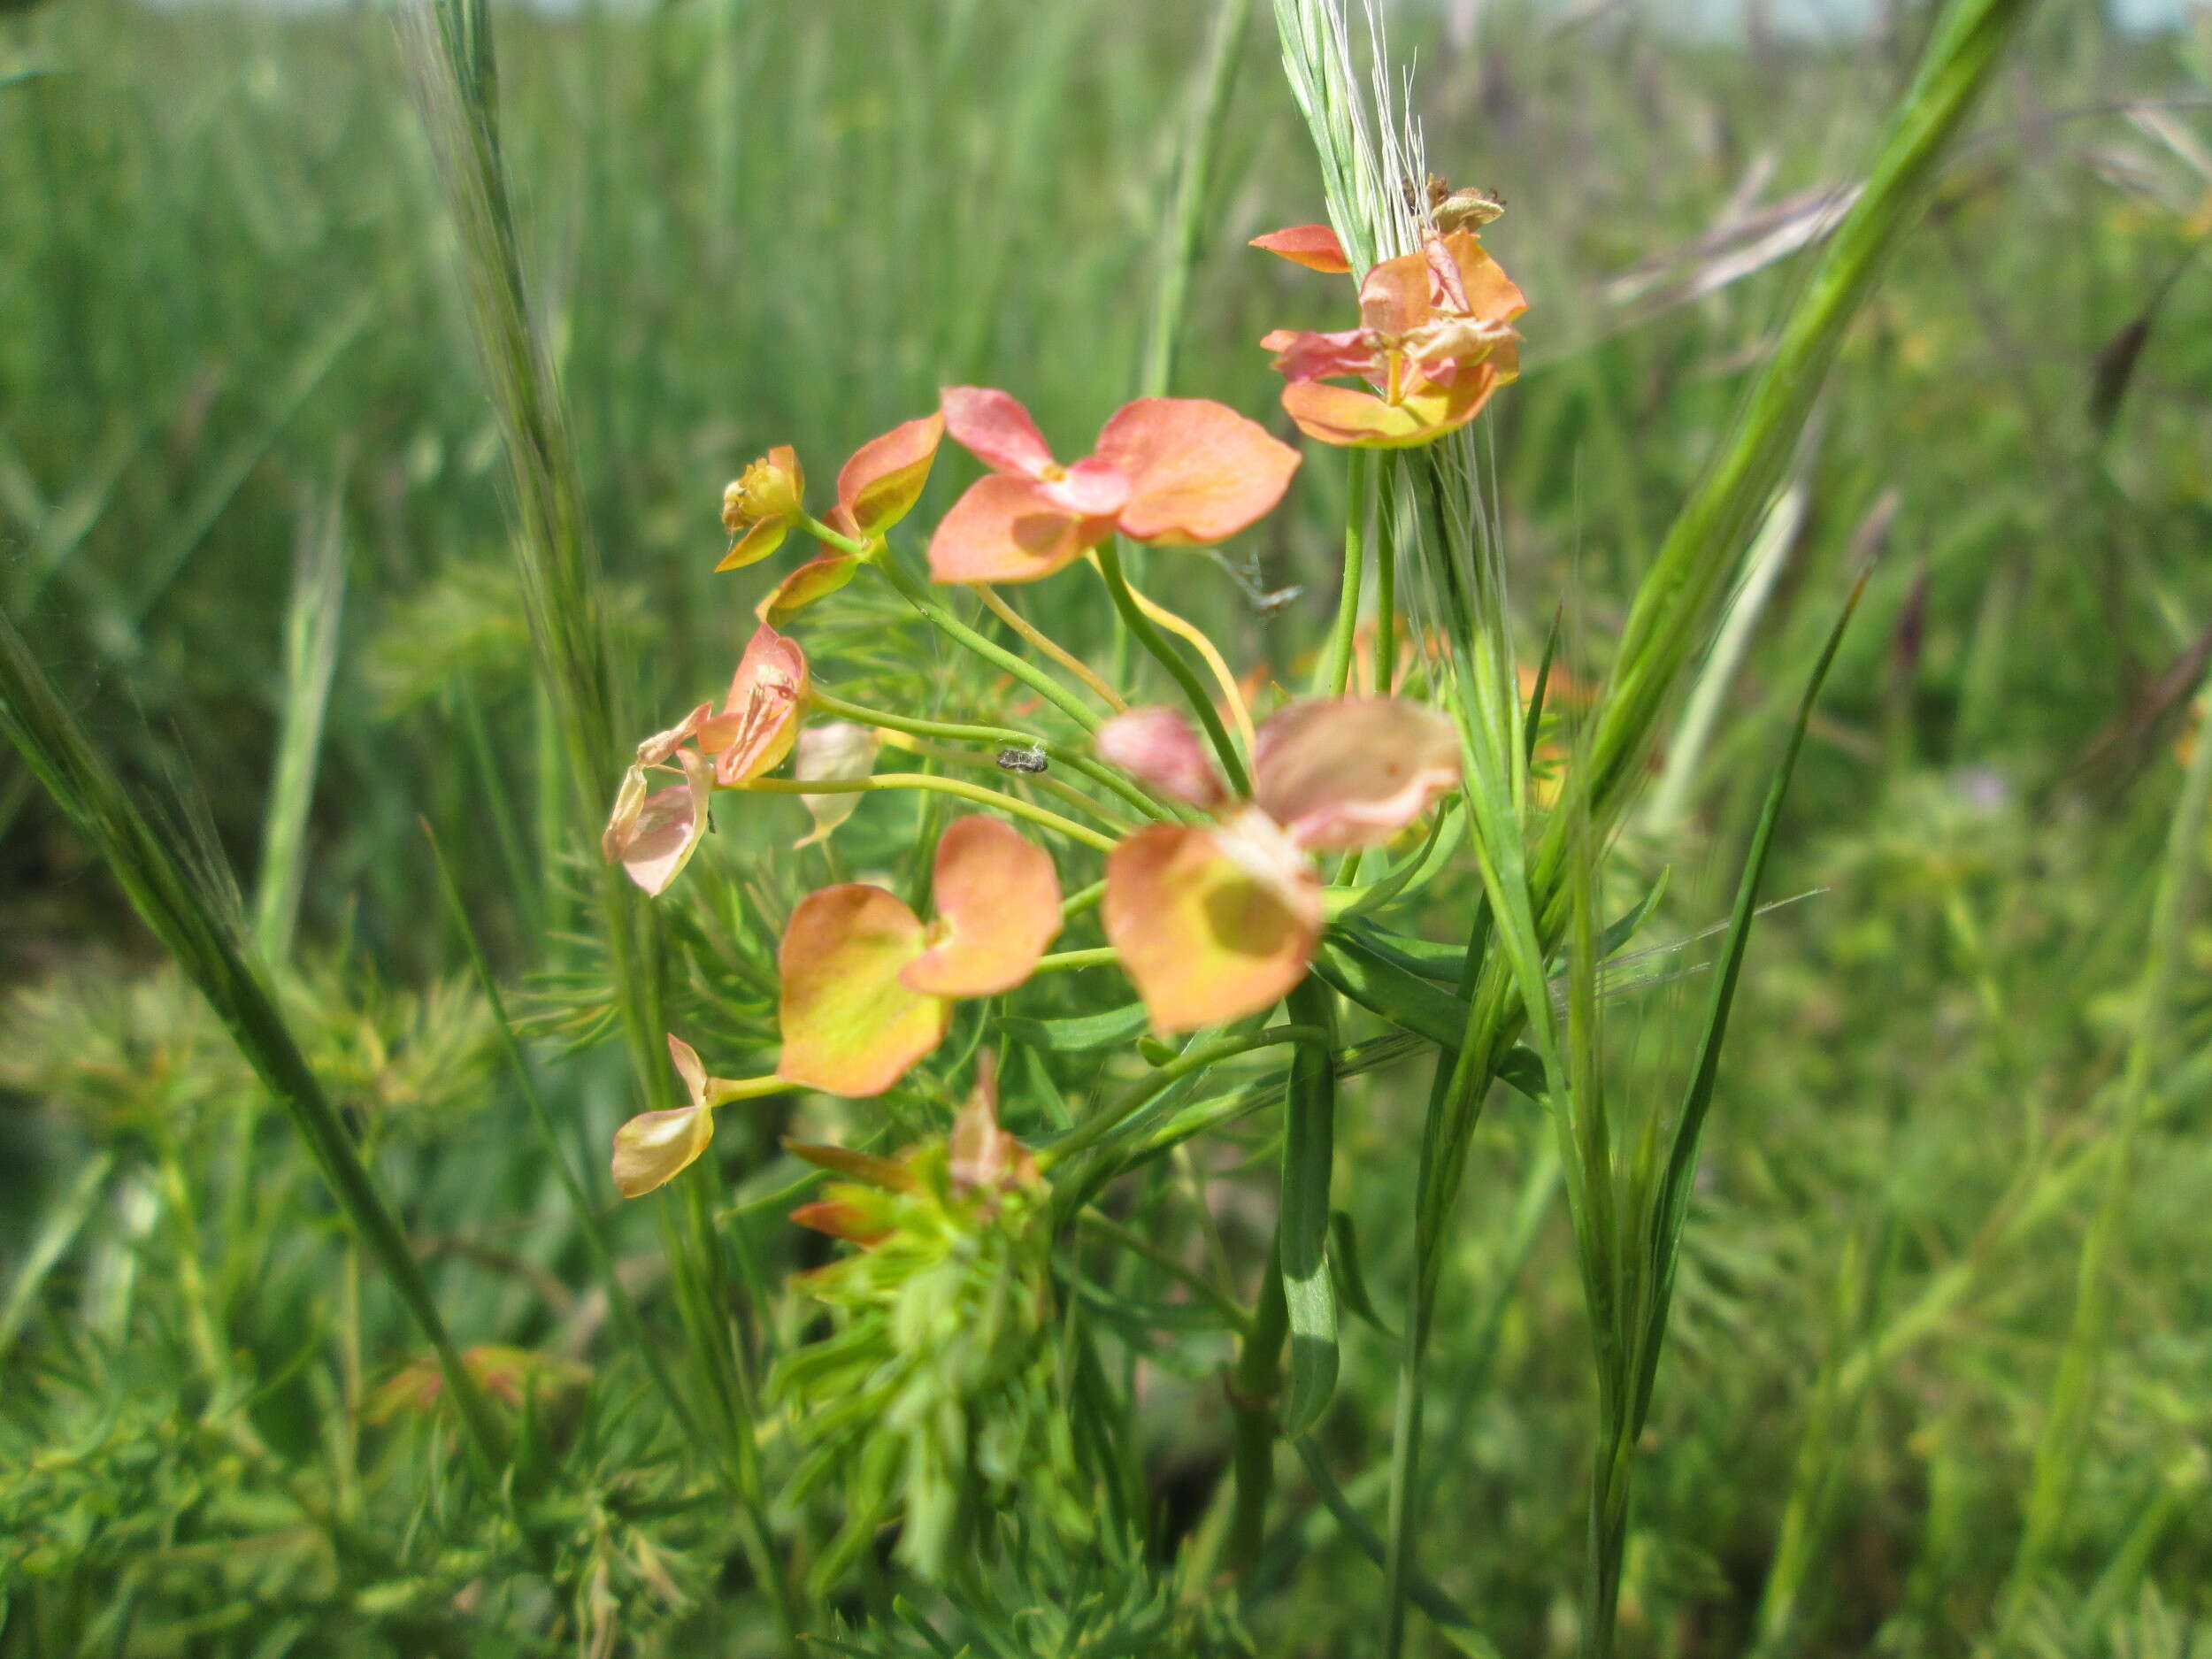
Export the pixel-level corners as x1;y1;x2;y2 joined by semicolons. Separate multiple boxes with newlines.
1115;564;1257;756
896;738;1133;835
1375;456;1399;690
976;584;1129;712
1093;541;1252;795
738;773;1116;855
868;549;1105;734
805;687;1164;822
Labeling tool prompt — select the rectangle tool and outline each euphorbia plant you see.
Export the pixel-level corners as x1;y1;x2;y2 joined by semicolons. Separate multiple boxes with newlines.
585;175;1549;1624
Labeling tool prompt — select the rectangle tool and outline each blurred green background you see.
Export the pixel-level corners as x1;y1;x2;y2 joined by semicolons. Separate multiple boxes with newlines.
4;0;2211;1651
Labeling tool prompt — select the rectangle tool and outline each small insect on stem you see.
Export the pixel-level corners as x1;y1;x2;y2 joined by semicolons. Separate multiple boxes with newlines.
996;743;1049;776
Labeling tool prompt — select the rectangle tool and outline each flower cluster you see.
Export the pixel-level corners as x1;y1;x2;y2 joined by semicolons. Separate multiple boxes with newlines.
595;216;1523;1201
1254;219;1526;448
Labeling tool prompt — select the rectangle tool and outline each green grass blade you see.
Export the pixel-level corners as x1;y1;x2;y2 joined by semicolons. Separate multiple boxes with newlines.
1631;569;1870;1439
0;1149;115;1366
1582;0;2038;822
252;487;347;964
1279;978;1341;1438
2008;657;2212;1604
0;600;508;1471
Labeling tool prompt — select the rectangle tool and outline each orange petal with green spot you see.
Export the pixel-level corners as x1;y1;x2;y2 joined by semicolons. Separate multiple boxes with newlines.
926;474;1096;584
777;884;950;1095
1278;372;1500;449
837;412;943;538
902;815;1062;996
1104;816;1322;1033
1093;397;1302;547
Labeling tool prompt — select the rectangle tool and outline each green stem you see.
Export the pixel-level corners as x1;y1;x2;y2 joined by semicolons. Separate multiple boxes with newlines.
869;547;1106;735
1320;450;1371;698
739;773;1116;855
806;687;1164;821
1032;946;1120;973
1374;457;1399;688
1226;1238;1288;1578
1041;1025;1330;1169
1094;540;1251;795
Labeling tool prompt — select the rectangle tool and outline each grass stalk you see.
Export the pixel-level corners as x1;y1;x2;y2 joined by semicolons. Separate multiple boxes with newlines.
2006;673;2212;1604
251;487;347;964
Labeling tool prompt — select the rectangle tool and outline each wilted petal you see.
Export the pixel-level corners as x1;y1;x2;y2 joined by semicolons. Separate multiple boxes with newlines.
1279;373;1500;449
1262;326;1384;386
611;1102;715;1198
1249;223;1351;274
1251;697;1462;849
792;721;881;849
949;1055;1039;1194
837;412;944;539
941;387;1058;480
1402;316;1518;387
667;1032;710;1104
699;623;808;783
1358;250;1434;337
1092;397;1302;547
754;552;858;627
902;816;1062;996
602;764;649;863
1104;815;1322;1033
1095;706;1227;808
613;749;712;895
926;474;1096;584
777;884;950;1096
635;702;715;766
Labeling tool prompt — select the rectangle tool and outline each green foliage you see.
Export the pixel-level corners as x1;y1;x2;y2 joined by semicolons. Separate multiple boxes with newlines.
6;0;2212;1652
773;1146;1086;1592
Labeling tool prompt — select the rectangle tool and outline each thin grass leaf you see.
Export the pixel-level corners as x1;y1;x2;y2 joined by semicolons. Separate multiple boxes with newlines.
0;600;508;1470
252;487;347;964
1279;978;1340;1437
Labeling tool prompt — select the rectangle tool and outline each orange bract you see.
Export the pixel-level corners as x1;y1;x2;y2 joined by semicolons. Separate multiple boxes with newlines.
1249;222;1352;274
928;388;1300;584
902;816;1064;996
1096;699;1463;1029
775;816;1062;1095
